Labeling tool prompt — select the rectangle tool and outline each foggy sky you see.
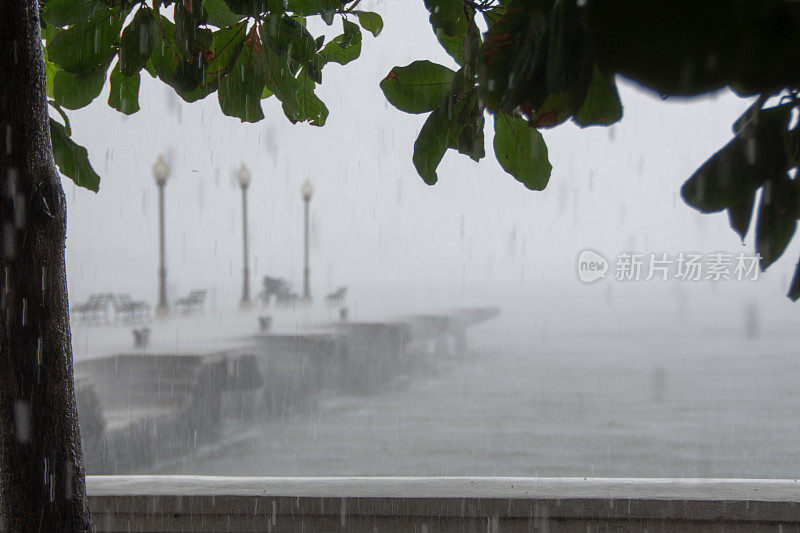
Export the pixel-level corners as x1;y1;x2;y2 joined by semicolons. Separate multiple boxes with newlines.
60;0;800;320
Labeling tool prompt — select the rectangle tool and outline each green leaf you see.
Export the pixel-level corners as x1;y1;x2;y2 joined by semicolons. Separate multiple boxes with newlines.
224;0;283;16
259;13;323;87
732;95;769;135
319;34;361;65
261;14;322;73
409;87;486;184
436;31;465;66
788;259;800;301
52;54;112;109
173;6;212;61
218;28;268;122
423;0;468;64
682;137;762;213
425;0;465;34
264;53;300;118
340;19;362;49
44;0;108;27
210;23;248;67
756;175;799;270
49;118;101;192
682;104;791;213
41;22;59;44
118;7;156;76
493;114;551;190
380;60;456;115
144;59;157;77
461;13;480;76
171;60;204;94
201;22;247;87
478;6;550;114
166;21;247;103
150;13;211;99
108;67;140;114
47;100;72;136
354;11;383;37
45;52;58;99
203;0;243;28
545;0;591;95
412;105;452;185
529;89;584;128
287;0;339;21
573;66;623;127
48;9;124;75
727;189;756;242
482;6;502;27
453;90;485;162
290;68;328;126
150;15;179;79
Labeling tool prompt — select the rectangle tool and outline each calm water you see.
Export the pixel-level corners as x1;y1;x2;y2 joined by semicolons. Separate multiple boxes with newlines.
164;288;800;479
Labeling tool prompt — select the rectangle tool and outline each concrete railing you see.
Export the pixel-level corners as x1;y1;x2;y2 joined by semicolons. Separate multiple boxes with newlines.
86;476;800;532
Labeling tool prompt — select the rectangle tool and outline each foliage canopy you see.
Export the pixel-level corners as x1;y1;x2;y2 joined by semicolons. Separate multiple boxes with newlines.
42;0;382;191
382;0;800;301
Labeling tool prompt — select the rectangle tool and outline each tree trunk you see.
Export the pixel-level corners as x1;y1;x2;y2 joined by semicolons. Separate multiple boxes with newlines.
0;1;92;531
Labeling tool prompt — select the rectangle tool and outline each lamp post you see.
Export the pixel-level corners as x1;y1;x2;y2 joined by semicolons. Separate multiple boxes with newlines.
153;154;170;318
237;163;252;308
301;180;314;302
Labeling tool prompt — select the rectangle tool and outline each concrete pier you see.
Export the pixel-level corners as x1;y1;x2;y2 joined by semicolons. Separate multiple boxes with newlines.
73;307;500;473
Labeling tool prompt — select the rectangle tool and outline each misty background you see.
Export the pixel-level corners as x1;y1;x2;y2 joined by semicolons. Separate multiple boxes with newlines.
60;0;800;317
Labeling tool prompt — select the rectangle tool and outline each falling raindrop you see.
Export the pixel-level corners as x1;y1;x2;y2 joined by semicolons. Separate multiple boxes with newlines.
14;400;31;443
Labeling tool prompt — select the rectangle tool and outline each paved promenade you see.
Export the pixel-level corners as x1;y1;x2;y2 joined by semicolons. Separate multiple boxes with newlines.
70;305;348;361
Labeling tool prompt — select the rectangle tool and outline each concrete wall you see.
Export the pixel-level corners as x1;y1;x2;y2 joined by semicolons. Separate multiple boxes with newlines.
86;476;800;532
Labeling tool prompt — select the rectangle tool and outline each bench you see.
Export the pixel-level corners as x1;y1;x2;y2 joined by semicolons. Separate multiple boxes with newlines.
258;277;298;307
175;290;207;315
115;294;150;323
275;289;299;307
325;286;347;307
71;293;115;325
72;293;152;325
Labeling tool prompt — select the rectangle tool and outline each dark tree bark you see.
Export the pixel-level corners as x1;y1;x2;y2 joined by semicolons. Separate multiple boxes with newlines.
0;0;92;530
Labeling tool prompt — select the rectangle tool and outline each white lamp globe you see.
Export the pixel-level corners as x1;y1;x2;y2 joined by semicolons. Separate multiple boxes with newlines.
153;154;170;186
237;163;252;189
301;179;314;201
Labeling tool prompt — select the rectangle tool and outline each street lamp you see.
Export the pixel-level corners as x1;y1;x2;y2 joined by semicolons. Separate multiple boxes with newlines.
153;154;170;318
237;163;252;309
301;180;314;302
